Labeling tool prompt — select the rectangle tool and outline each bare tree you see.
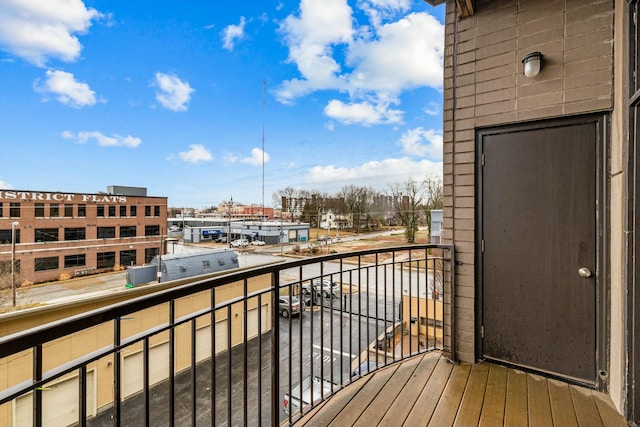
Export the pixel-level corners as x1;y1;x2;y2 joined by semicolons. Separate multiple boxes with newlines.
301;192;331;228
388;178;424;243
422;175;443;234
338;185;375;232
273;187;298;220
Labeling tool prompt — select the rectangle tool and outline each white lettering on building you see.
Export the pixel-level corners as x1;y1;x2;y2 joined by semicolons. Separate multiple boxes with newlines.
0;191;127;203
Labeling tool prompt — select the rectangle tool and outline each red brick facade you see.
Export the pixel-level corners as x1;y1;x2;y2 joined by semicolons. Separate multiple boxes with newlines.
0;188;167;284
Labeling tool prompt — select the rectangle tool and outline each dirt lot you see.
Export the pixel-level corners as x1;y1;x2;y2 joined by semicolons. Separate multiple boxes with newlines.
291;229;433;263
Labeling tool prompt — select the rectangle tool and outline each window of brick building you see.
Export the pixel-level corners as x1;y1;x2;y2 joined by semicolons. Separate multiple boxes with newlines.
120;250;136;267
97;252;116;269
97;227;116;239
10;203;20;218
145;225;160;236
35;228;59;242
64;228;86;240
64;254;86;268
35;257;58;271
120;226;136;238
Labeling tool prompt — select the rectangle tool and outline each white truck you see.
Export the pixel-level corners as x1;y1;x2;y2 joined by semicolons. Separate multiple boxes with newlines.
282;375;339;416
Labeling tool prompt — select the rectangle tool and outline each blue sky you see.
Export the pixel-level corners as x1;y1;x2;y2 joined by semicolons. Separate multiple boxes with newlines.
0;0;445;209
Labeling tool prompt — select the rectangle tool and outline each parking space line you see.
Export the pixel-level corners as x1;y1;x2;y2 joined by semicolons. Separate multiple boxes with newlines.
312;344;357;359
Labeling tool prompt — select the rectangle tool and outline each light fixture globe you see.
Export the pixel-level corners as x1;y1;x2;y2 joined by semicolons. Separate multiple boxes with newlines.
522;51;543;78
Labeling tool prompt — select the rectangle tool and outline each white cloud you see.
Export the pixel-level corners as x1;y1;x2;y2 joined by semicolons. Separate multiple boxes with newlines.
222;17;246;50
306;157;442;190
0;178;13;189
62;130;142;148
154;72;194;112
241;148;270;166
399;127;442;160
0;0;103;66
179;144;213;163
324;99;402;125
35;69;97;108
276;2;443;125
275;0;354;102
224;148;270;166
357;0;411;28
345;13;443;94
424;101;440;116
223;152;239;163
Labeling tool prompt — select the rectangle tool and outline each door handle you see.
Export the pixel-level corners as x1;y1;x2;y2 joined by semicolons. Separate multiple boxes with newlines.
578;267;592;278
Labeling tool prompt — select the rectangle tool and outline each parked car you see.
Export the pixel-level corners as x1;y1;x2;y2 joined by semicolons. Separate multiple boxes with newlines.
230;239;248;247
301;279;339;297
279;295;302;318
251;240;265;246
214;236;227;243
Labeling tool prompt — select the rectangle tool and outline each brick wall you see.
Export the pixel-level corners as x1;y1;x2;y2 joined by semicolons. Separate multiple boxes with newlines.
442;0;614;363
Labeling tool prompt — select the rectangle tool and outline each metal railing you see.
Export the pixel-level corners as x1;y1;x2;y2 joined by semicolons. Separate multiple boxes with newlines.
0;244;454;427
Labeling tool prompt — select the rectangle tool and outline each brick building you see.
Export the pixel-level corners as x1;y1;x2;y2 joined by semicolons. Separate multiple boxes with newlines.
0;186;167;285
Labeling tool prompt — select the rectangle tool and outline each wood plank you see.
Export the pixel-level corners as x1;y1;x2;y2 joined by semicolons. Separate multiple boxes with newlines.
429;362;472;427
479;363;508;427
527;374;552;427
592;391;627;427
504;368;528;427
378;353;440;427
328;364;399;427
547;379;578;427
454;362;490;427
300;357;629;427
402;357;455;426
300;375;372;427
353;356;423;427
570;386;603;427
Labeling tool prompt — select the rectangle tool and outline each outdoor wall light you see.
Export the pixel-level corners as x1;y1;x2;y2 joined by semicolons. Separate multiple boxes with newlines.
522;51;543;78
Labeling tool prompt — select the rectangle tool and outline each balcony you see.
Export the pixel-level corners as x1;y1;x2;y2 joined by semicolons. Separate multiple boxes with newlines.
0;244;625;426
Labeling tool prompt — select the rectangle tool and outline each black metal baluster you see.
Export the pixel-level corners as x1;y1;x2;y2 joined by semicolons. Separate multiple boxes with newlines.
33;344;42;427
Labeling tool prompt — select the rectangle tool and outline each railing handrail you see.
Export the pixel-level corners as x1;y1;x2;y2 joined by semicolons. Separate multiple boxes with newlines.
0;244;452;358
0;243;454;426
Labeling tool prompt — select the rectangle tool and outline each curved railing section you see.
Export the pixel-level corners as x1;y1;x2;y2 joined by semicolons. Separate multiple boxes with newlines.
0;244;454;427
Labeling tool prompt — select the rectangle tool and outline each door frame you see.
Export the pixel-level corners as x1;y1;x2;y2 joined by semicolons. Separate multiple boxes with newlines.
475;113;609;390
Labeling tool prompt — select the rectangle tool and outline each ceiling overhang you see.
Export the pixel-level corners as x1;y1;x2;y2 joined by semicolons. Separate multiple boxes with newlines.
422;0;475;18
455;0;475;17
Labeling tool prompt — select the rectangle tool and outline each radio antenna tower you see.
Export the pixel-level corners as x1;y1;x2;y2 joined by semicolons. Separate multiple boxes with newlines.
261;81;266;220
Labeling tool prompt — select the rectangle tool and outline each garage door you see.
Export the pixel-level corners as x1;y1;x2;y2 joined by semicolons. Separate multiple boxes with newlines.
14;370;96;426
196;320;229;363
247;305;269;340
122;342;170;398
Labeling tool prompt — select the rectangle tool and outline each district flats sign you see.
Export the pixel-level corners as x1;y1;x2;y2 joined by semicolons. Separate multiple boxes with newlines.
0;190;127;203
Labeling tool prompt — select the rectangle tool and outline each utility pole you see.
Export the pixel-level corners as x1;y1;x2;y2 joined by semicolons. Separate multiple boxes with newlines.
228;196;233;248
11;221;18;307
262;81;266;221
157;227;163;283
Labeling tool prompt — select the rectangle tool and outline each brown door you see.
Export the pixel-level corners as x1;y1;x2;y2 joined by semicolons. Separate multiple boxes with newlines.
479;116;603;385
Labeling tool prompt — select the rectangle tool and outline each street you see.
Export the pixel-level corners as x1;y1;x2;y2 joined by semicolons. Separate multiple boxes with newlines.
5;245;284;307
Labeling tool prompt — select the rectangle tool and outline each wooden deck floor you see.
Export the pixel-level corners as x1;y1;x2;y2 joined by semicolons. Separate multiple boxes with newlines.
294;352;627;427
